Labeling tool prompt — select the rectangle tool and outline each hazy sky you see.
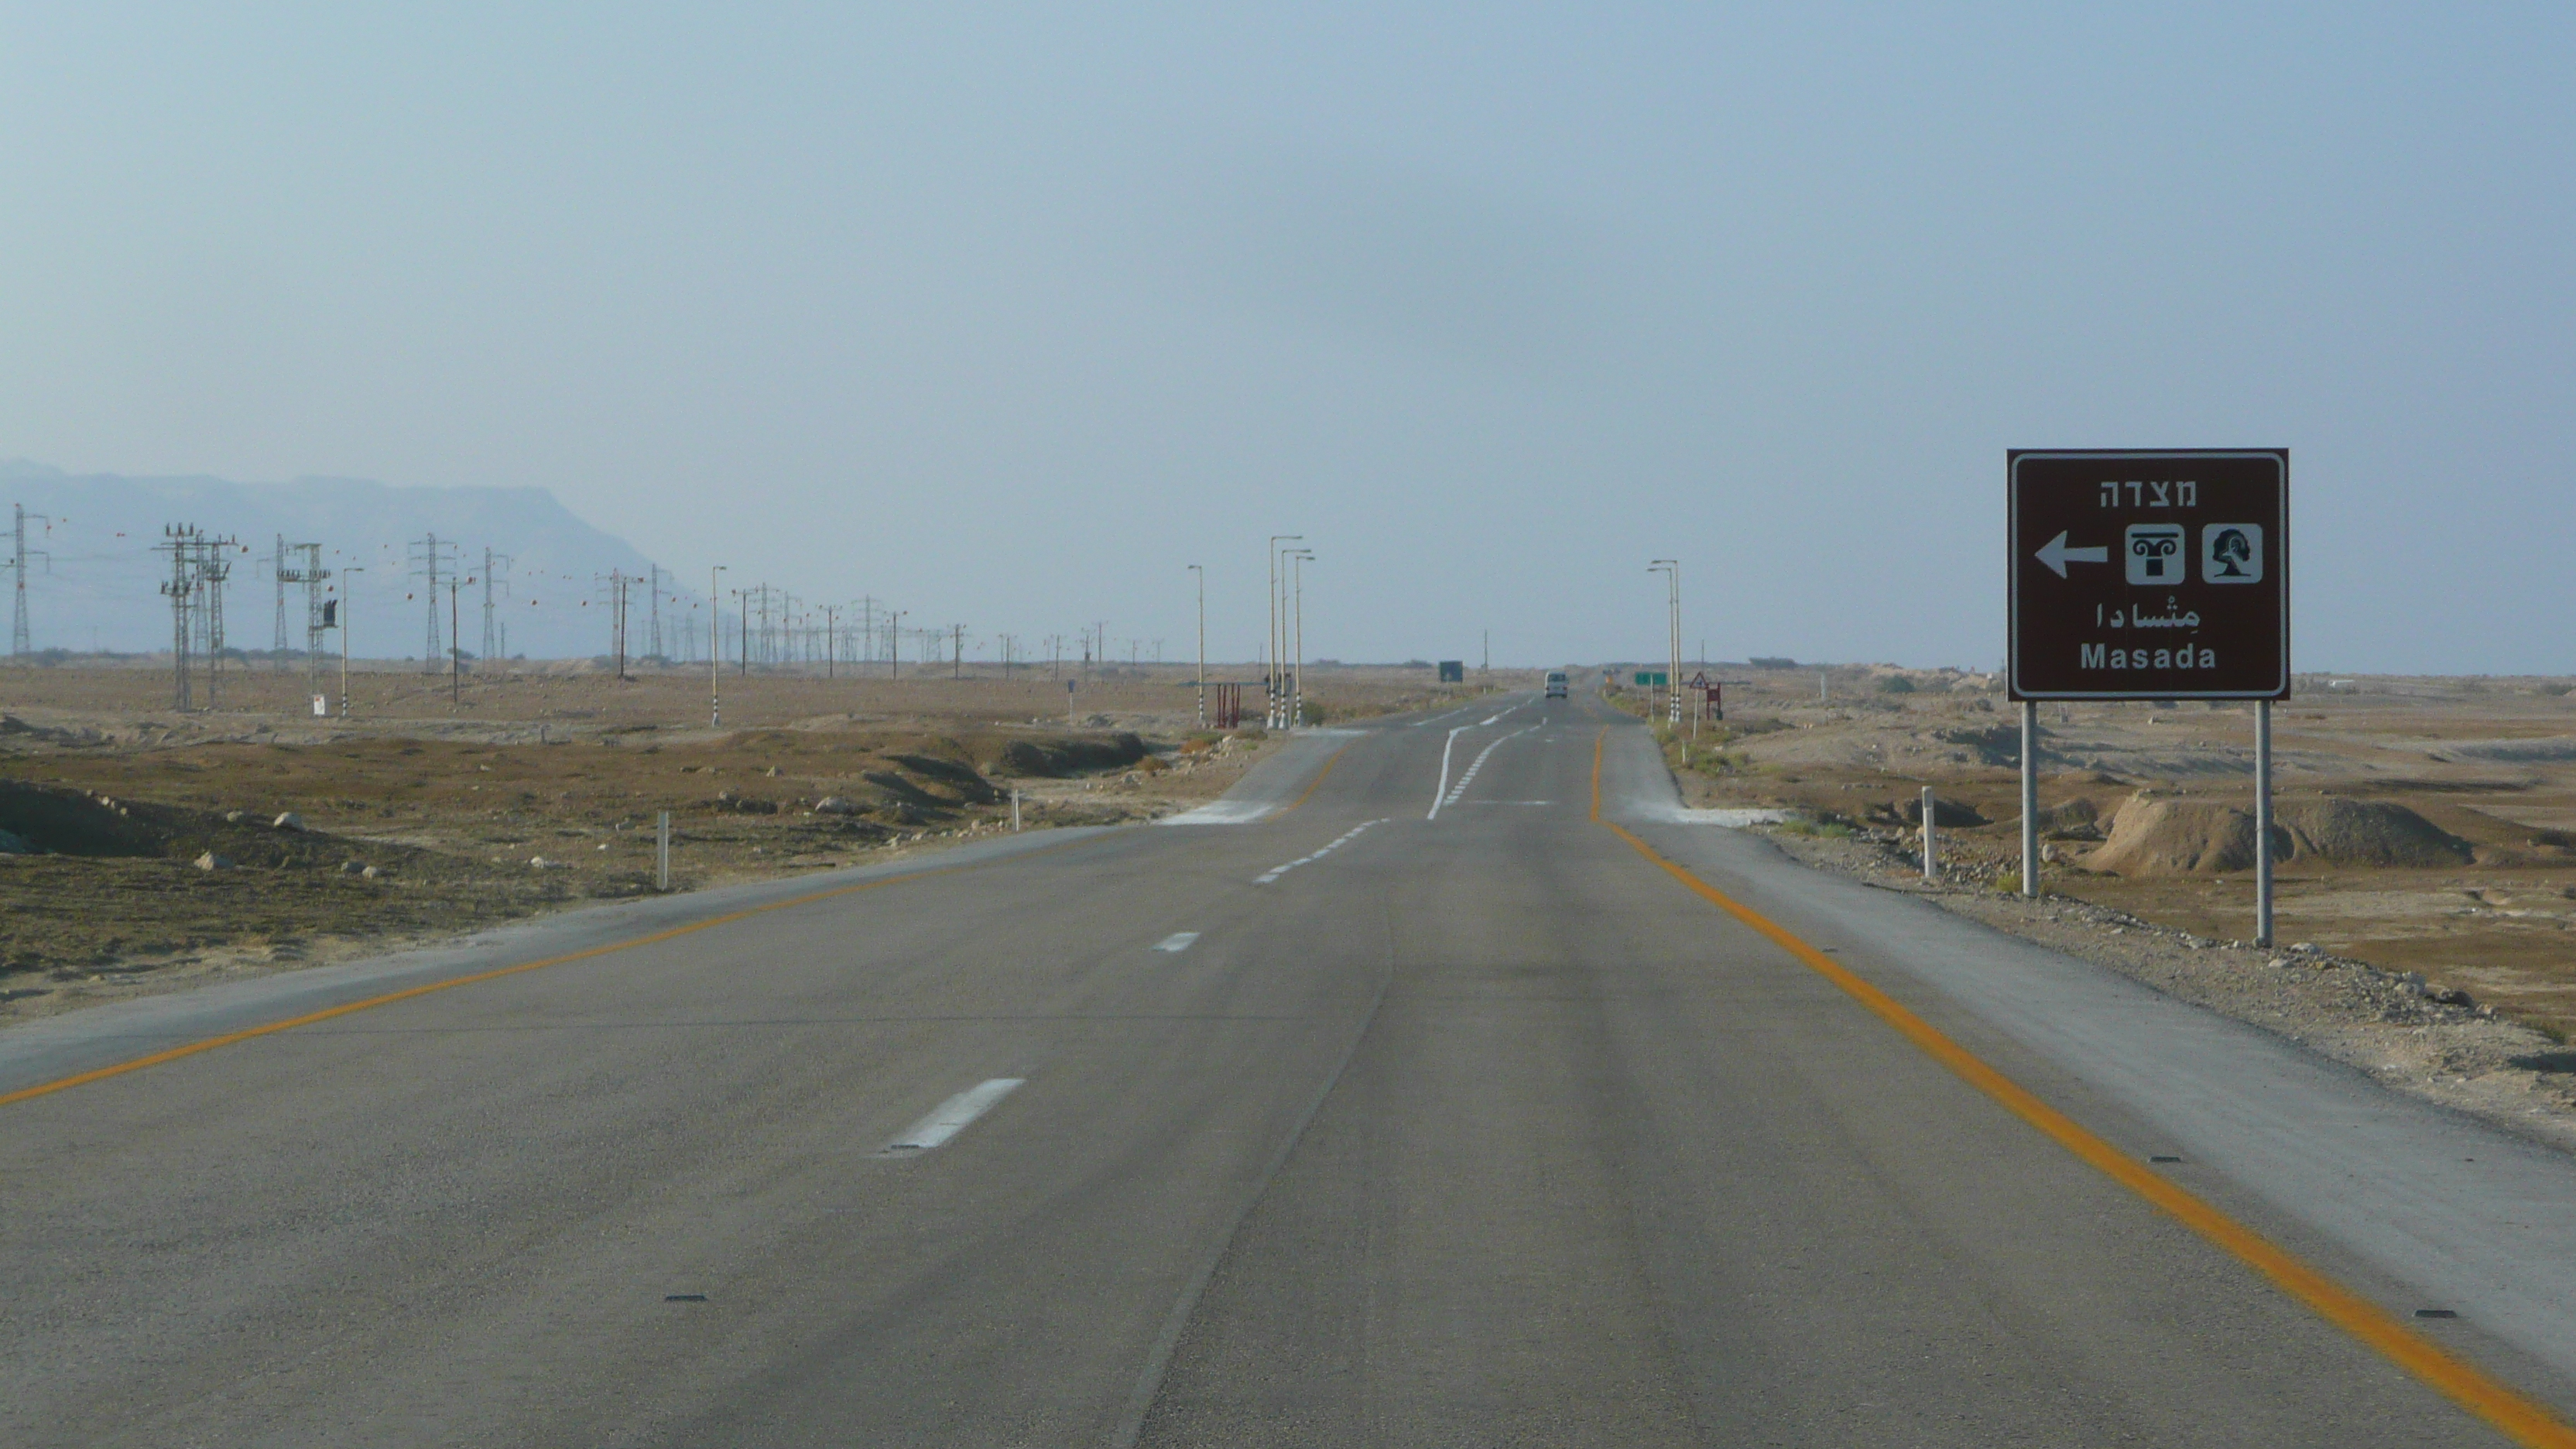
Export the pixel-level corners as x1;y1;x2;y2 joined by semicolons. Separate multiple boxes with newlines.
3;5;2570;670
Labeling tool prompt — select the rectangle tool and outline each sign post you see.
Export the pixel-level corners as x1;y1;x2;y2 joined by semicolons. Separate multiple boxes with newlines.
2008;450;2289;938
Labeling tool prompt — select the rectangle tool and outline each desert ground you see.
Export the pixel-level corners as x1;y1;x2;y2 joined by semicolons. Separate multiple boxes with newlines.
1619;663;2576;1142
0;656;1517;1021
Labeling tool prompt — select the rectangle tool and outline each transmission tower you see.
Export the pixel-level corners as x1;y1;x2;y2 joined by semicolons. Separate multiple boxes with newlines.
598;569;632;679
646;564;663;662
198;537;235;706
159;526;199;709
481;547;512;666
156;526;238;710
276;543;333;704
7;504;51;661
407;534;457;673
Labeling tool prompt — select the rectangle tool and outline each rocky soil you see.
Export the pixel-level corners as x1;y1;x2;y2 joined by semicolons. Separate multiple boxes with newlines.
1762;824;2576;1153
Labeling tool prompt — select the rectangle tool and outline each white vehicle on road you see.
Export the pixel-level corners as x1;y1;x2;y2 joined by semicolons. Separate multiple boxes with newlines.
1544;670;1569;699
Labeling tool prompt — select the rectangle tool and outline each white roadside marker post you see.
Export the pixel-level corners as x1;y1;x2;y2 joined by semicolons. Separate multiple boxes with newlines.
1922;786;1938;884
656;810;671;892
1012;788;1022;833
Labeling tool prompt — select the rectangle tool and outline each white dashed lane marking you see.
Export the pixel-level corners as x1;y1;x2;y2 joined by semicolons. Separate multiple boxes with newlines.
1255;819;1389;885
1433;725;1536;817
879;1078;1024;1156
1153;932;1201;953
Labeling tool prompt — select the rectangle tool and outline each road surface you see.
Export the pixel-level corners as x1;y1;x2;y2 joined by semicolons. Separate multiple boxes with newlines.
9;694;2576;1446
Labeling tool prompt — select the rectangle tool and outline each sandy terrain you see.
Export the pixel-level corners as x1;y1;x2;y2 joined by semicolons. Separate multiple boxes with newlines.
1612;664;2576;1147
0;659;1513;1023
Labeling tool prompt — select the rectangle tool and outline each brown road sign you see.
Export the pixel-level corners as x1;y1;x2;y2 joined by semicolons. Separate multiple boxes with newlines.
2009;450;2288;701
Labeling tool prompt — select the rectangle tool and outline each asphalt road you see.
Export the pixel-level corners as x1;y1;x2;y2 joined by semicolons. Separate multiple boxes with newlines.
9;694;2576;1445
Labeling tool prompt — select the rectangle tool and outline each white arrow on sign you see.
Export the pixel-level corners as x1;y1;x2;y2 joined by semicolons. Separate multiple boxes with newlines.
2034;530;2110;578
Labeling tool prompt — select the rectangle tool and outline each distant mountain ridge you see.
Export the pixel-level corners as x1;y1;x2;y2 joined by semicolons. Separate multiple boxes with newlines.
0;461;699;659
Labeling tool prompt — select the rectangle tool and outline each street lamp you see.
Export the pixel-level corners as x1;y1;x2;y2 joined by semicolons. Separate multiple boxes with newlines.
709;564;726;726
1649;560;1680;726
1286;550;1313;728
1267;534;1301;727
1188;564;1205;728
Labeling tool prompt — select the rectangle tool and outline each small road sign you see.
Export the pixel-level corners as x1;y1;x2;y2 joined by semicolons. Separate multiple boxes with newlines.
2009;450;2288;701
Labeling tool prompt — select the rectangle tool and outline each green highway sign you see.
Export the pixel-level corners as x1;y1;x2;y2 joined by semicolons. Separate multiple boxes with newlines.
1633;670;1667;687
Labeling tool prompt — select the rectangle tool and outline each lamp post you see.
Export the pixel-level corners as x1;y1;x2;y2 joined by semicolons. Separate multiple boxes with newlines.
1188;564;1205;728
1649;560;1679;724
1286;549;1313;728
708;565;726;726
1266;534;1300;727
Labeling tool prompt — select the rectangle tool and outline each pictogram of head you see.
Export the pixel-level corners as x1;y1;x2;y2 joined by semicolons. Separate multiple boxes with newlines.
2210;528;2252;577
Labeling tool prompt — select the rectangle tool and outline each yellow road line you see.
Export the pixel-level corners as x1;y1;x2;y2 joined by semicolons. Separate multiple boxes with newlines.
1277;742;1353;816
0;839;1088;1112
1590;728;2576;1447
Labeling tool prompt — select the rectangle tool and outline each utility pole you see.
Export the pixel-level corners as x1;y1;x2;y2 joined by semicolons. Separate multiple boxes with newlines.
729;589;747;675
889;610;906;679
952;624;966;679
1189;564;1205;727
823;604;838;680
450;579;464;704
407;533;455;673
7;504;50;661
338;567;362;716
271;533;289;669
709;564;726;726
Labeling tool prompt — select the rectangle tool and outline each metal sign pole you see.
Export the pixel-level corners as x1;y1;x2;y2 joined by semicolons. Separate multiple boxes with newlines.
2019;701;2039;899
2256;700;2275;945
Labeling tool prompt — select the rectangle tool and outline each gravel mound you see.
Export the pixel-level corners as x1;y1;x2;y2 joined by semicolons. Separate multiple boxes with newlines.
2084;792;2472;876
